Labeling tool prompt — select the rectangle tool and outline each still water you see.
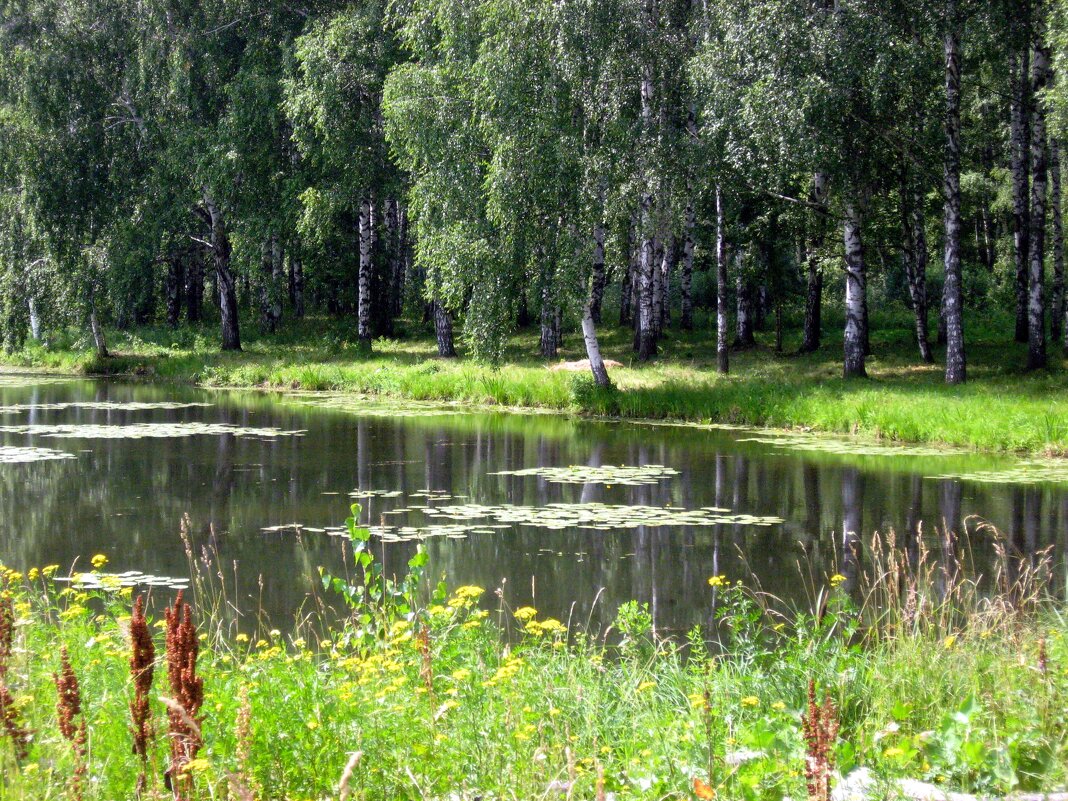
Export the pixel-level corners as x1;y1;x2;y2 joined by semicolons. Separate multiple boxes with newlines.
1;373;1065;632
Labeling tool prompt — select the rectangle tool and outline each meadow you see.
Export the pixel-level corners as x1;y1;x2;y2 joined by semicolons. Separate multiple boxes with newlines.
0;510;1065;800
4;307;1068;457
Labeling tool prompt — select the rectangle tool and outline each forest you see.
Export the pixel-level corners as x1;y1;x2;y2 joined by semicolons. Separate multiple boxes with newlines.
2;0;1068;391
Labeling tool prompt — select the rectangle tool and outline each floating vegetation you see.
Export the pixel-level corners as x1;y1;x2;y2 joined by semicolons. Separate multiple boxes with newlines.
54;571;190;590
0;445;77;464
421;502;783;530
0;422;305;440
0;374;76;387
736;432;958;458
929;459;1068;485
490;463;679;486
0;401;213;413
348;489;405;499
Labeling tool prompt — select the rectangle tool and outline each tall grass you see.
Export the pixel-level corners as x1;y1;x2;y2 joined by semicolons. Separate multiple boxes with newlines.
0;514;1065;800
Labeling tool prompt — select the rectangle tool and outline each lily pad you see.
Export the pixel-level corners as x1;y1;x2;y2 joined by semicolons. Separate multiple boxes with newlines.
0;445;77;464
0;422;306;439
490;464;679;486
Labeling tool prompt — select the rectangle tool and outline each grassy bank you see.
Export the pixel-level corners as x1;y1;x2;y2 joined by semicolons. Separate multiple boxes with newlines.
3;309;1068;454
0;512;1066;800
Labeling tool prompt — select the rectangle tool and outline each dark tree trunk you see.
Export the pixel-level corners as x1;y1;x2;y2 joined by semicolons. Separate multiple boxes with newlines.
799;172;828;354
943;9;966;384
1027;30;1051;370
203;191;241;352
290;251;305;320
166;256;184;328
186;246;204;323
394;204;409;318
260;235;283;334
1011;48;1032;343
843;198;868;379
539;260;558;360
620;216;635;327
715;184;729;373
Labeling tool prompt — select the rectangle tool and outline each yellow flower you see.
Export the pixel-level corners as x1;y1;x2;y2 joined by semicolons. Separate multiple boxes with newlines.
943;635;957;650
306;720;319;730
829;574;846;587
637;681;656;693
91;554;108;570
513;606;538;622
451;668;472;682
707;575;727;588
42;564;59;577
883;746;905;759
689;692;709;710
255;639;268;649
741;696;760;708
182;758;210;774
27;568;39;581
772;701;787;711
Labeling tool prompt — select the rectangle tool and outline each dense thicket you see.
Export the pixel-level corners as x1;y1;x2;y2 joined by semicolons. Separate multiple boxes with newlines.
2;0;1068;385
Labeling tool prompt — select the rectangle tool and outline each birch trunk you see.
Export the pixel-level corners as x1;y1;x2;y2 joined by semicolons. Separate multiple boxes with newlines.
433;299;456;357
203;190;241;351
1027;33;1050;370
800;172;828;354
540;258;558;359
943;6;966;383
590;221;607;325
260;236;282;334
89;296;108;359
900;174;933;363
681;202;695;330
637;195;657;361
357;196;373;351
843;199;868;379
27;297;40;341
651;235;665;337
395;204;409;317
582;304;611;388
1011;48;1032;343
1052;138;1064;345
715;184;729;373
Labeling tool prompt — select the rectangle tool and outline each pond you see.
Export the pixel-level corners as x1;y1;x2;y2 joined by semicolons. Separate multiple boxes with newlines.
0;372;1065;633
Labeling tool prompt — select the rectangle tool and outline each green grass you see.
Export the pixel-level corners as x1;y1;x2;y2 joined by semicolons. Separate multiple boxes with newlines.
4;306;1068;455
0;521;1066;800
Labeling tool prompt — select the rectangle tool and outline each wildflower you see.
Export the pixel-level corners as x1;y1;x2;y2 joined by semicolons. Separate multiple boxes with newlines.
943;635;957;650
513;606;538;622
164;591;204;794
741;696;759;708
53;648;88;800
637;681;656;693
182;758;210;774
269;629;281;638
772;701;787;711
42;565;59;577
235;633;249;643
306;719;319;730
801;680;839;801
883;746;905;759
707;575;727;588
27;568;38;581
91;554;108;570
689;692;709;710
451;668;472;682
829;574;846;587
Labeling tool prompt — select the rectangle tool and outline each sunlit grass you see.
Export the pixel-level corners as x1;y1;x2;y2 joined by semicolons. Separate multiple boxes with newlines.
3;306;1068;454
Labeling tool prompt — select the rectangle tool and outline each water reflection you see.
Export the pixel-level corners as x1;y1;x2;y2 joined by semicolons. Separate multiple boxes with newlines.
0;376;1064;632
